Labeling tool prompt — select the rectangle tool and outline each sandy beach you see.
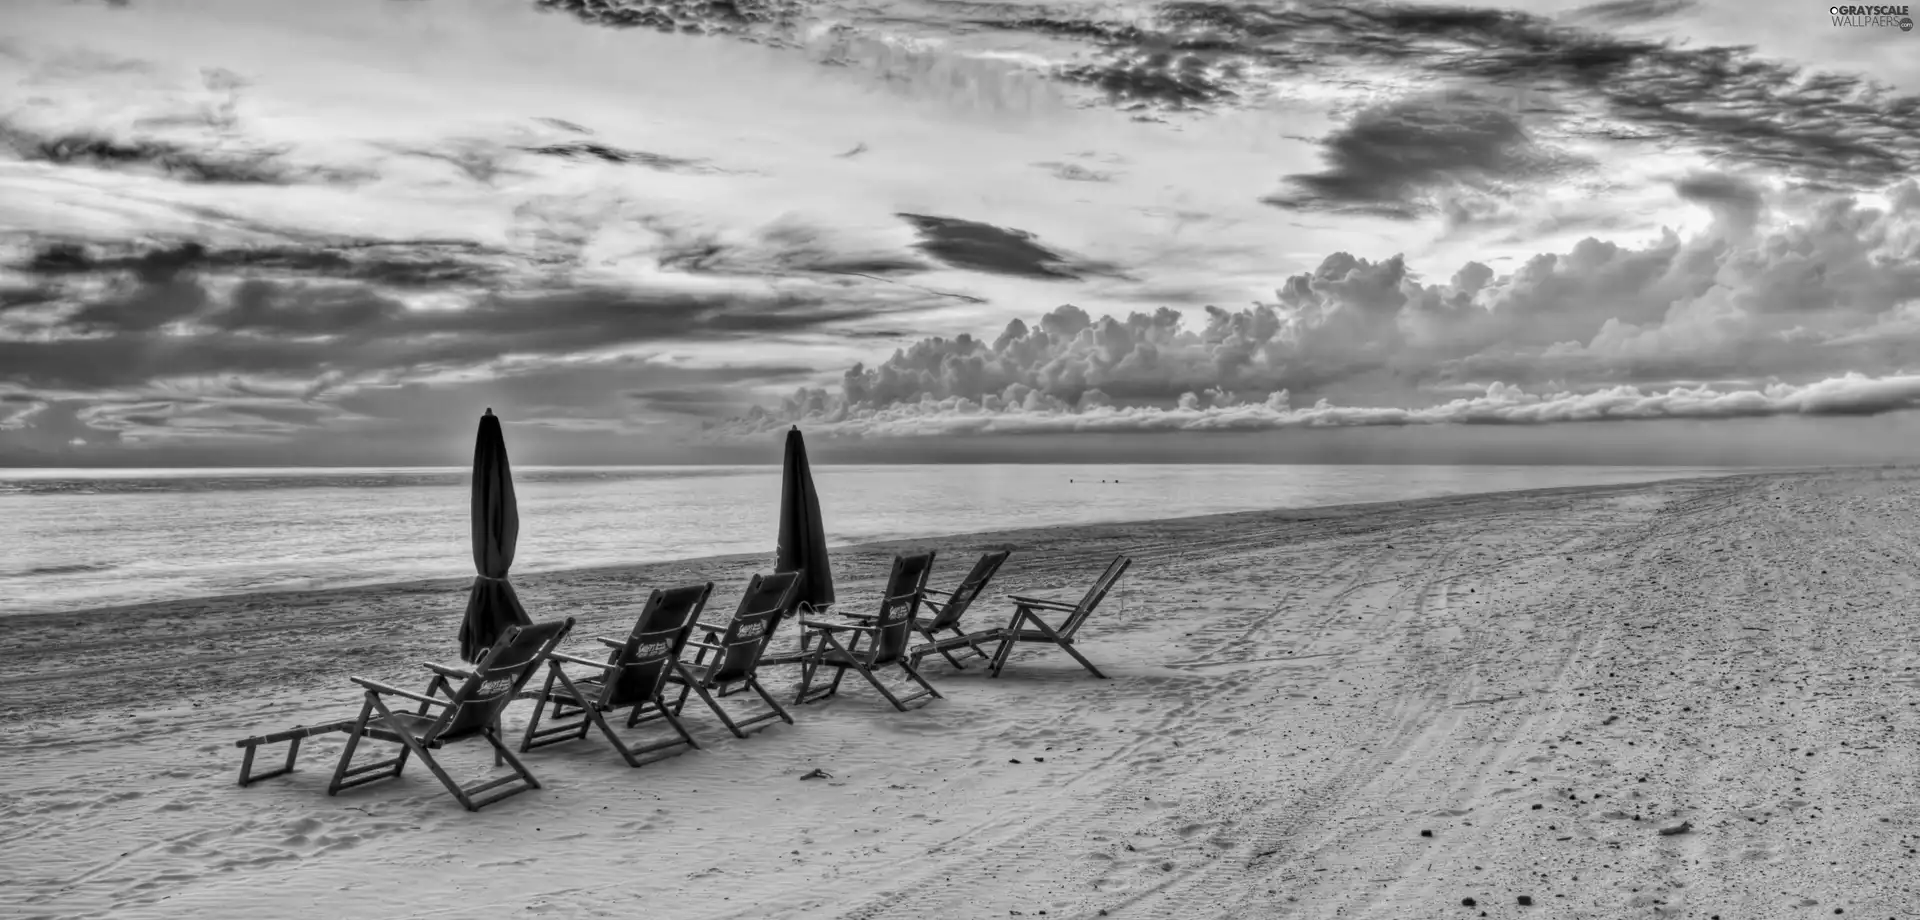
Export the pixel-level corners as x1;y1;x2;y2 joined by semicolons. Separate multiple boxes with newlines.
6;469;1919;919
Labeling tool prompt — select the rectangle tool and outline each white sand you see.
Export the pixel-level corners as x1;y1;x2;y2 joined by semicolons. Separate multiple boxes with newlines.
5;470;1919;919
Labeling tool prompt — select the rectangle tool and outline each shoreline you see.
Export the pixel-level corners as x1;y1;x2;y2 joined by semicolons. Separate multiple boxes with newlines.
11;469;1769;626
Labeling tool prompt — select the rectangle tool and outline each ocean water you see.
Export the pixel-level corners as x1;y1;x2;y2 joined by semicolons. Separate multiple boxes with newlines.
0;464;1742;616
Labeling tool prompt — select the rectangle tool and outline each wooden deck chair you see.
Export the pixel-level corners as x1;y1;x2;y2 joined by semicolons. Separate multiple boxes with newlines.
665;571;802;738
990;555;1131;679
724;568;810;677
519;583;711;766
902;549;1012;670
327;618;574;811
794;551;943;710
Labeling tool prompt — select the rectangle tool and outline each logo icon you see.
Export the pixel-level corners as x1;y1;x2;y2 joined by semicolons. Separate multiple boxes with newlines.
1902;15;1914;28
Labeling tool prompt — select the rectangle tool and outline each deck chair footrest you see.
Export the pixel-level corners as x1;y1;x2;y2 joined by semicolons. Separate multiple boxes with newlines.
463;773;531;797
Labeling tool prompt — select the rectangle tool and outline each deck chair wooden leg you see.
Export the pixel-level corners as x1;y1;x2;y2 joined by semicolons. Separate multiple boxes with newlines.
650;693;703;750
329;696;412;795
896;658;944;702
919;627;969;669
482;729;541;787
686;678;749;739
844;660;908;711
519;673;555;753
988;631;1018;677
236;720;356;786
796;633;855;705
793;653;818;705
1020;610;1108;679
1056;640;1109;679
369;695;475;809
744;677;796;727
948;626;993;664
665;680;695;718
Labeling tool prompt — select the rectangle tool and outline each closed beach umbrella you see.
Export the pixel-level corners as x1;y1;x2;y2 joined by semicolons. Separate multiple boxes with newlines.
458;408;532;663
777;425;834;613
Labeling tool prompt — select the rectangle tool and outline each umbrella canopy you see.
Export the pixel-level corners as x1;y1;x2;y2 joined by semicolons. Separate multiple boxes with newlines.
776;425;834;612
458;408;533;662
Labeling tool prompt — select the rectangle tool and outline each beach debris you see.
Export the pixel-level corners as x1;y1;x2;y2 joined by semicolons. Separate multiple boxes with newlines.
1420;829;1433;837
1657;820;1692;836
1461;896;1477;906
1010;758;1023;764
799;768;832;780
1517;895;1534;906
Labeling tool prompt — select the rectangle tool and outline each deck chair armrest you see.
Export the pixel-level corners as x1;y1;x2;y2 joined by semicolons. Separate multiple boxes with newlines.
920;586;955;597
684;638;726;652
693;620;733;635
420;661;474;681
350;677;450;707
1007;594;1077;611
548;651;613;670
595;636;625;650
799;619;872;634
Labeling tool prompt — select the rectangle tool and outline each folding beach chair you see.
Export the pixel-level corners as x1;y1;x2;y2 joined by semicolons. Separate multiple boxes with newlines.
519;583;711;766
665;571;802;738
903;549;1012;670
794;551;942;710
326;618;574;811
990;555;1131;679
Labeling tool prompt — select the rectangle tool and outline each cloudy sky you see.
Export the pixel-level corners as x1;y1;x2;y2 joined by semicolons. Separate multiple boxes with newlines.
2;0;1919;466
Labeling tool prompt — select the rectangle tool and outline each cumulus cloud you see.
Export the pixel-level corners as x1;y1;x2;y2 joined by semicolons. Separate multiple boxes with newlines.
718;374;1920;438
718;180;1920;439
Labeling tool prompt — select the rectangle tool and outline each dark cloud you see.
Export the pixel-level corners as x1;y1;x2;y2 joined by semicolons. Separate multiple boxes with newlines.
0;285;58;311
895;214;1085;280
531;0;806;36
0;120;360;185
521;141;711;172
1265;92;1588;218
623;216;931;279
534;117;593;134
1035;161;1117;182
957;1;1920;192
379;139;523;184
0;242;930;390
1057;51;1237;109
622;378;802;414
1674;171;1767;232
1564;0;1699;24
20;239;509;288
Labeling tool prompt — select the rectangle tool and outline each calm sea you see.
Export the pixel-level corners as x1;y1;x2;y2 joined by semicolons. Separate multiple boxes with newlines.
0;464;1742;616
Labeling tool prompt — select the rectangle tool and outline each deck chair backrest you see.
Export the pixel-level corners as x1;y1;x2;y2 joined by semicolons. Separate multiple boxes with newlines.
427;618;572;742
923;549;1010;631
1061;555;1131;639
705;571;801;684
600;582;712;709
868;551;936;663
